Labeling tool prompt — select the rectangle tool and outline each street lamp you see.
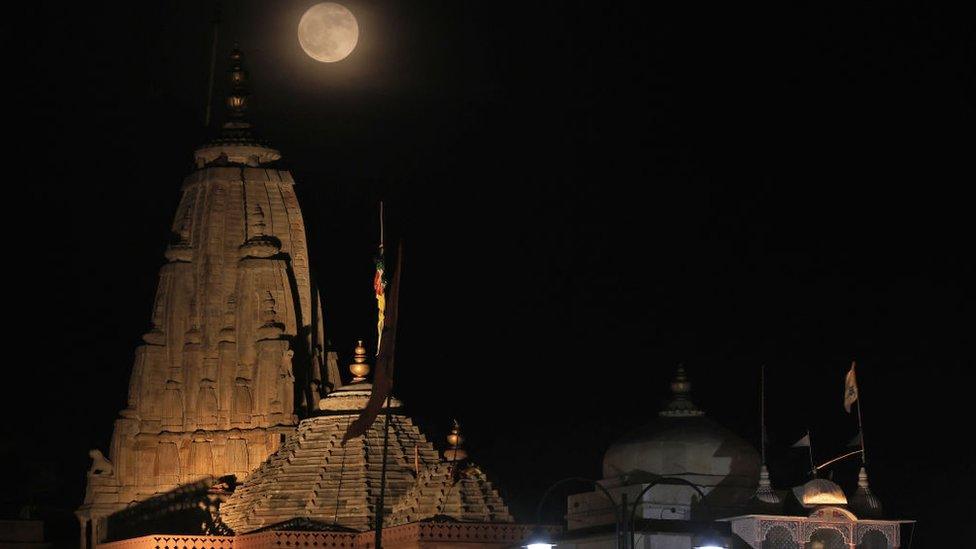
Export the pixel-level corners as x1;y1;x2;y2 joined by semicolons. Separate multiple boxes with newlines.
627;477;728;549
533;476;728;549
524;525;556;549
692;530;729;549
533;477;624;549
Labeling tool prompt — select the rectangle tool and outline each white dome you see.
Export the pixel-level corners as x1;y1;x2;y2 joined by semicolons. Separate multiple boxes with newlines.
601;368;760;512
603;415;760;484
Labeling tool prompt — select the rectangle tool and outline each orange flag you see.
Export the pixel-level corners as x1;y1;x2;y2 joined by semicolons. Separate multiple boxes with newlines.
342;240;403;444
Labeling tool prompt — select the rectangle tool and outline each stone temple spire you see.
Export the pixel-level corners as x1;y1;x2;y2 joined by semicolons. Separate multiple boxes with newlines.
77;44;333;547
195;45;281;167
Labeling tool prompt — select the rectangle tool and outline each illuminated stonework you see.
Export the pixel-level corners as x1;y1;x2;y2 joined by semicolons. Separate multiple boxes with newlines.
77;48;340;548
221;383;513;533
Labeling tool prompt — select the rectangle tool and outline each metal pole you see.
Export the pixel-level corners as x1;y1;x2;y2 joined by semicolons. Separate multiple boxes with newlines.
760;365;766;464
535;477;620;549
627;477;710;549
373;396;393;548
203;1;221;127
814;449;864;472
619;492;627;549
856;387;867;465
806;429;816;477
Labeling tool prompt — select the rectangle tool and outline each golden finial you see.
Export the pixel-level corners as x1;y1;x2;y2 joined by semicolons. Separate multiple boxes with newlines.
224;44;250;119
348;339;370;383
660;365;704;417
443;419;468;462
670;365;691;396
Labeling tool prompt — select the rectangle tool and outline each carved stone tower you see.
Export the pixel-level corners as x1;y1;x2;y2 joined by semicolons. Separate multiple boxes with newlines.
77;47;341;548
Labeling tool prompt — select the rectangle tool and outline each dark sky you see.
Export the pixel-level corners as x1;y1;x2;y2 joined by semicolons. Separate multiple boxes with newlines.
3;1;974;546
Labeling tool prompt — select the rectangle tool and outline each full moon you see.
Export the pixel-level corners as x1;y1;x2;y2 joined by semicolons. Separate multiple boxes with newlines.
298;2;359;63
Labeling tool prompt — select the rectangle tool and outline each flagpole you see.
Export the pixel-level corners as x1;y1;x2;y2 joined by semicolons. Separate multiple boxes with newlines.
374;395;392;548
856;382;867;465
760;365;766;465
806;429;816;477
376;202;385;357
815;449;864;472
373;203;391;548
203;1;221;127
379;201;385;253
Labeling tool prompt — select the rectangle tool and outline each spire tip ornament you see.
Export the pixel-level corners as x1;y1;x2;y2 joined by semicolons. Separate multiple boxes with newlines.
444;419;468;462
194;44;281;167
660;365;705;417
755;464;781;504
349;339;370;383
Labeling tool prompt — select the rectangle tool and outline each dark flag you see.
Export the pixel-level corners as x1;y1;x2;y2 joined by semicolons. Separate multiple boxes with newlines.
848;431;862;448
844;361;859;413
342;240;403;444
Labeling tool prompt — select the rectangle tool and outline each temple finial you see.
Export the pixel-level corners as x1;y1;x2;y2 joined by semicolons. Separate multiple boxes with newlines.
755;464;781;504
225;44;250;120
348;340;370;383
443;419;468;462
850;466;883;518
660;365;704;417
194;43;281;167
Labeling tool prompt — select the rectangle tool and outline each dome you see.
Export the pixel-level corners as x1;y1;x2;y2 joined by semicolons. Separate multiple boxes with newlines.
793;478;848;506
602;368;760;497
602;415;761;483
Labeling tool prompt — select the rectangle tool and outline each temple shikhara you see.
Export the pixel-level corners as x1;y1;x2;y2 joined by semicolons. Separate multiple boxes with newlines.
78;49;914;549
76;47;530;549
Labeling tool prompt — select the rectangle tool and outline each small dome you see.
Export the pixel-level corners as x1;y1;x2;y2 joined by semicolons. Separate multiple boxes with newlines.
602;368;760;489
794;478;848;506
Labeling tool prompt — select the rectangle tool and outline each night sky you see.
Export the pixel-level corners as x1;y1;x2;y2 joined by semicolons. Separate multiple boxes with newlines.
3;1;974;546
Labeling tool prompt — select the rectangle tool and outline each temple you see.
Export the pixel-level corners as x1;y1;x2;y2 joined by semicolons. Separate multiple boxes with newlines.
80;48;914;549
77;48;534;549
554;368;912;548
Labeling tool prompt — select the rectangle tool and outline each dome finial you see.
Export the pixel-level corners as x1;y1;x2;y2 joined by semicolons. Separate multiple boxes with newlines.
660;365;704;417
348;339;370;383
850;466;883;517
755;464;781;504
444;419;468;462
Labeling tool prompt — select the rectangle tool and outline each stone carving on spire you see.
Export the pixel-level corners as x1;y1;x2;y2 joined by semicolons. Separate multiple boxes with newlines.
87;450;114;476
79;44;335;545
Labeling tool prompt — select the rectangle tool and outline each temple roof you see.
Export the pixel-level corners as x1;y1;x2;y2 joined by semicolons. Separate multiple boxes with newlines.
390;462;513;526
220;351;514;534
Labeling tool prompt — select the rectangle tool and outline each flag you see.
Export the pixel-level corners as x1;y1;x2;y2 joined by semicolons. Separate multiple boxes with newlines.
792;433;811;448
343;240;403;444
844;362;859;413
847;431;862;448
374;249;386;354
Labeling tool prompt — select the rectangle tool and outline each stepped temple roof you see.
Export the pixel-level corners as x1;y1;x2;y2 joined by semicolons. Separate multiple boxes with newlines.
220;346;514;534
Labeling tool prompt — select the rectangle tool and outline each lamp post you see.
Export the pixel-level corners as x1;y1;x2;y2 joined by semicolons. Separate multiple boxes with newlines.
528;477;625;549
529;476;728;549
626;477;727;549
